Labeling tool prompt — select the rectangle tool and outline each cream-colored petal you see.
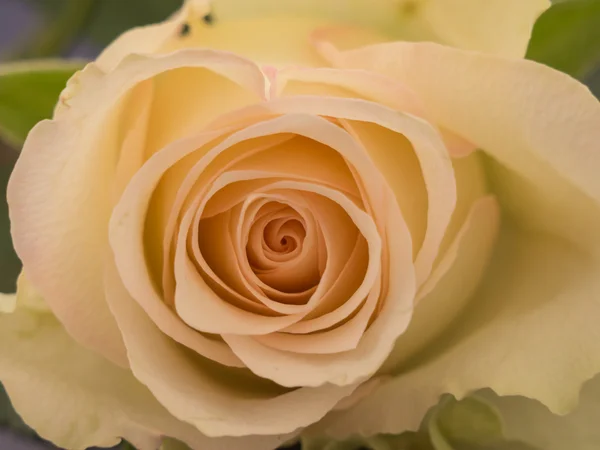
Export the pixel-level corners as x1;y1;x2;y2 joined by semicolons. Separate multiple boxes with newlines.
399;0;549;58
340;121;428;261
480;374;600;450
330;41;600;256
380;196;500;373
100;0;544;76
97;0;395;70
0;293;16;313
312;225;600;438
214;0;547;57
277;67;424;117
105;261;359;437
111;127;245;366
276;66;473;158
0;289;281;450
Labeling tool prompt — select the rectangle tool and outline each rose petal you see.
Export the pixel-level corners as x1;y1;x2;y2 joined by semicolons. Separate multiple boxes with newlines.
174;173;379;336
311;1;548;60
312;225;600;438
409;0;549;57
224;187;414;388
105;261;360;437
328;41;600;256
0;280;284;450
261;96;456;287
480;374;600;450
380;195;500;373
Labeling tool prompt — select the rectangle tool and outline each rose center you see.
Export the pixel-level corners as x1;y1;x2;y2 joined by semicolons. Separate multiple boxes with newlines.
244;201;320;295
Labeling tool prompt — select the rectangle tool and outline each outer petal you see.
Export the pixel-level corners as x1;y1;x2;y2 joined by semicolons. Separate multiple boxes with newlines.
310;225;600;438
393;0;549;58
98;0;547;72
330;41;600;257
306;43;600;438
105;260;359;438
480;374;600;450
7;49;266;369
0;281;283;450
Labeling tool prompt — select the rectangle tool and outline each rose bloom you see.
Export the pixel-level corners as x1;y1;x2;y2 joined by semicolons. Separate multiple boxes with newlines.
2;0;600;449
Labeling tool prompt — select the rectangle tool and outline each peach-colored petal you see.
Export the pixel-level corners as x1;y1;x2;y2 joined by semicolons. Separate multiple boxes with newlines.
105;261;360;437
208;98;454;290
174;173;380;336
157;112;382;316
224;189;414;388
261;96;455;287
110;126;245;367
254;270;380;355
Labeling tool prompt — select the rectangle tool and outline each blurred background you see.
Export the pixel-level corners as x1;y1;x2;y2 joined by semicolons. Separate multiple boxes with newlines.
0;0;599;449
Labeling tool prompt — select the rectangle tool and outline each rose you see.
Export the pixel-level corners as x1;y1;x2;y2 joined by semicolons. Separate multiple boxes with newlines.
3;0;599;449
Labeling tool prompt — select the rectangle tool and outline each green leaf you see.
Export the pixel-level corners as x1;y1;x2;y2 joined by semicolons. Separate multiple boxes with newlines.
31;0;183;47
0;154;20;294
0;60;84;147
526;0;600;81
85;0;182;46
0;383;33;435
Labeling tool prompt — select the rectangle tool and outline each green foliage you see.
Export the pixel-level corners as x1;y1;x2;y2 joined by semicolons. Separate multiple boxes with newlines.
30;0;182;49
85;0;183;46
0;384;32;436
300;395;540;450
0;157;20;294
0;60;83;146
527;0;600;95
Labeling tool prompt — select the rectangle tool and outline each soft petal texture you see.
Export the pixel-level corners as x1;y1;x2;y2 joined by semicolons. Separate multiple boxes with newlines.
8;49;266;368
388;0;549;58
308;225;600;438
0;293;15;313
380;195;500;373
481;374;600;450
105;261;360;438
325;41;600;256
97;0;546;72
0;282;287;450
218;96;456;287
